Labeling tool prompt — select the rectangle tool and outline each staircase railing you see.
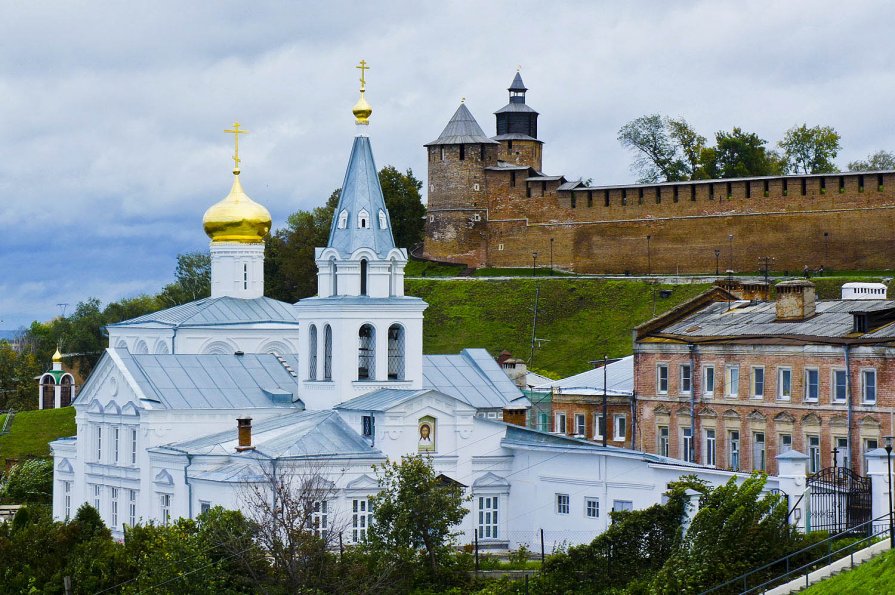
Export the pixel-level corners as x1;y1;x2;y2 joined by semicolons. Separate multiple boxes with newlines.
699;512;891;594
0;410;14;436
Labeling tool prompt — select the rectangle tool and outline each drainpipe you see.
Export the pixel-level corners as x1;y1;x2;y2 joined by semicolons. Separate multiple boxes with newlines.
845;344;853;471
689;344;697;464
630;390;637;451
185;453;193;519
171;327;178;355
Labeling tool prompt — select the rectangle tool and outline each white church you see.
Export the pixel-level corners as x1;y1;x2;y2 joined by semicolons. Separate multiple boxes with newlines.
51;71;778;549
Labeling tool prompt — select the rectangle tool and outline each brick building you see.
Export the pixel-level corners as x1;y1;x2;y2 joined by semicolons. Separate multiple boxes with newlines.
423;73;895;274
634;280;895;476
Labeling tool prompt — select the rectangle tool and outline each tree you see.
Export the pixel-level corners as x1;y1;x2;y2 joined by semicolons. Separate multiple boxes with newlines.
779;124;841;174
379;166;426;250
617;114;689;183
0;459;54;504
667;118;707;179
158;251;211;307
367;454;469;584
713;127;783;178
848;150;895;171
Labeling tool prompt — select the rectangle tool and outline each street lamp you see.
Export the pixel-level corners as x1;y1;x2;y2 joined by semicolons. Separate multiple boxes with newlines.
714;249;721;276
886;436;894;548
532;252;538;277
728;234;734;272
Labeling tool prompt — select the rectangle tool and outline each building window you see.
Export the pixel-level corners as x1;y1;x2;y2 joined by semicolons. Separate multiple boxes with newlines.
338;209;348;229
160;493;171;526
113;426;120;464
614;415;626;441
352;498;372;543
751;367;765;399
805;369;819;401
862;369;877;403
130;428;138;466
835;437;850;469
594;414;605;440
310;500;329;538
780;433;792;454
63;481;72;520
574;414;585;436
243;263;248;290
128;489;137;527
324;325;333;380
359;259;368;295
585;497;600;518
680;365;692;394
753;432;766;471
808;435;821;473
833;369;847;402
387;324;405;380
478;495;499;539
330;258;338;295
459;144;465;160
93;484;101;511
703;365;715;396
726;366;740;398
705;428;716;466
96;426;103;462
555;412;567;434
538;412;548;432
111;487;119;529
657;364;669;394
778;368;792;400
556;493;570;515
200;501;211;515
682;427;693;463
864;439;879;474
570;195;577;209
362;415;374;439
308;324;318;380
613;500;633;513
729;431;740;471
658;426;669;457
358;324;375;380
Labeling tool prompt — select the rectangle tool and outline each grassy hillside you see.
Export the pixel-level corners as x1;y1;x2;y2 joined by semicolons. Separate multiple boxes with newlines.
802;547;895;594
0;408;76;464
406;278;711;378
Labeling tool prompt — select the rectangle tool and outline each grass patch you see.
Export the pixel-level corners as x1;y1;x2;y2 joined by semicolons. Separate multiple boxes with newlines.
404;258;465;277
0;408;76;464
473;267;573;277
802;547;895;594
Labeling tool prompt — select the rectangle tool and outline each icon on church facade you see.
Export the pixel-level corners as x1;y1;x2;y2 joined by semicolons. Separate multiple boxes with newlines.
418;416;436;452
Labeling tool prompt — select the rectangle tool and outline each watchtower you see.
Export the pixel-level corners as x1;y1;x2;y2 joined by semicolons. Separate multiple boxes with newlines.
494;72;542;171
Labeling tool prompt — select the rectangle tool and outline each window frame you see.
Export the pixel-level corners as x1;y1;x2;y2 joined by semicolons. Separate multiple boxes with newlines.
574;413;586;437
862;368;877;403
657;364;669;394
658;425;669;457
729;430;740;471
753;432;766;471
780;433;793;454
705;428;716;467
477;495;499;540
585;497;600;519
726;365;740;398
680;364;692;395
352;497;373;543
807;434;821;473
555;412;567;434
614;414;626;441
556;493;570;515
751;366;765;399
594;414;606;440
703;365;715;397
681;427;694;463
777;367;792;401
804;368;819;402
832;368;848;403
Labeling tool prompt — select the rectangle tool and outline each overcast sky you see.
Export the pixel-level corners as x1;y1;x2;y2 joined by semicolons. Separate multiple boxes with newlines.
1;0;893;328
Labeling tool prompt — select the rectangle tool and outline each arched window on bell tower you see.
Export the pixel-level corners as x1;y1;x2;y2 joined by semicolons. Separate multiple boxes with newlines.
330;258;338;296
358;324;375;380
324;325;333;381
360;259;368;296
388;324;405;380
308;324;318;380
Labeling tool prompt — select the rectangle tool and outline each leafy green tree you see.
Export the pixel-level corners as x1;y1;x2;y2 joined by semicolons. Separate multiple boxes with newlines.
367;454;469;584
713;127;783;178
779;124;841;174
0;342;42;410
158;251;212;307
848;150;895;171
617;114;689;183
667;118;707;179
0;459;54;504
379;166;426;249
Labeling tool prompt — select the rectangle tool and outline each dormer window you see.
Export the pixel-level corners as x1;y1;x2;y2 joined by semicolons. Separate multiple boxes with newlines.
378;209;388;229
358;209;369;229
338;210;348;229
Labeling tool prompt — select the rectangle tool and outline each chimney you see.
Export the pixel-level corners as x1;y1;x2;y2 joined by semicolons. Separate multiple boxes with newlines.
741;281;770;302
715;277;744;298
236;417;254;451
502;407;527;427
775;280;816;321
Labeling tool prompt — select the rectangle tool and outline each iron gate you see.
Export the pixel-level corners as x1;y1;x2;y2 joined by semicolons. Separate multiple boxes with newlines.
807;466;872;534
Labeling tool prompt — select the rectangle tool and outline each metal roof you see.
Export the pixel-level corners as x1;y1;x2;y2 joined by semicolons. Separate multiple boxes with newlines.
509;72;527;92
326;135;398;259
107;296;299;328
485;163;533;171
577;169;895;192
526;176;564;182
494;102;539;115
336;388;436;411
162;410;379;459
423;348;528;409
492;133;541;142
533;355;634;396
653;299;895;341
425;103;499;146
557;181;584;191
103;351;300;410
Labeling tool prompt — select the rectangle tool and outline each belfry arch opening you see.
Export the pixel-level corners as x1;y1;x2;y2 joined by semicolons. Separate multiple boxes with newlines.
387;324;405;380
358;324;375;380
360;259;368;296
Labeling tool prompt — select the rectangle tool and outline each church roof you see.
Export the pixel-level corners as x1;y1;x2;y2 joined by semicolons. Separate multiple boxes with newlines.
509;72;527;92
109;351;300;409
336;388;444;412
159;410;379;460
423;348;528;410
107;296;299;329
494;102;538;115
425;103;500;146
326;135;398;258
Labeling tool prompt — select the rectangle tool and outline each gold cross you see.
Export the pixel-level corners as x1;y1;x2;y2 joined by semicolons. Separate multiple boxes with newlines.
356;59;370;91
224;121;249;170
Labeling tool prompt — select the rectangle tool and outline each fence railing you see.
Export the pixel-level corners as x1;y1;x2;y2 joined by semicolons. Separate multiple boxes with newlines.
700;512;891;594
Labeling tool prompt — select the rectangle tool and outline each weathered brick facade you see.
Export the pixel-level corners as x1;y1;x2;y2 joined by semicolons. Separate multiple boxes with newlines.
424;76;895;273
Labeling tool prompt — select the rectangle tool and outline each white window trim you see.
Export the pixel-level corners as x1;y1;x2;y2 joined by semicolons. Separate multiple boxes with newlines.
613;414;626;441
861;368;877;403
574;413;586;437
832;368;848;403
584;497;600;519
680;364;692;395
726;365;740;398
751;366;765;399
777;366;792;401
702;365;715;397
594;414;604;440
476;494;500;540
555;412;567;434
804;368;819;402
556;493;570;515
657;363;669;394
704;428;716;467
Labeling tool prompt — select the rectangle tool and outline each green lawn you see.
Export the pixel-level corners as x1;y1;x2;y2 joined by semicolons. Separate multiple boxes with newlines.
404;258;466;277
473;267;573;277
0;408;76;464
803;548;895;594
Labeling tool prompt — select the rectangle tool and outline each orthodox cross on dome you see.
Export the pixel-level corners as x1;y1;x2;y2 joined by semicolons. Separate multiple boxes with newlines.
356;59;369;91
224;121;249;172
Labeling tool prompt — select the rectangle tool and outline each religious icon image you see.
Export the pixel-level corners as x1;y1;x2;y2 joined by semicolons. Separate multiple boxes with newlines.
418;415;436;452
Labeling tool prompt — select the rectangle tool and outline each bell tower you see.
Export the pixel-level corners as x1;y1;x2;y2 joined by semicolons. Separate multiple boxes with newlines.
494;71;543;171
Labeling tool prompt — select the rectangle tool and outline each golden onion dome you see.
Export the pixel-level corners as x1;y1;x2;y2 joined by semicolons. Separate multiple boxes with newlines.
52;349;63;363
203;170;272;243
353;91;372;125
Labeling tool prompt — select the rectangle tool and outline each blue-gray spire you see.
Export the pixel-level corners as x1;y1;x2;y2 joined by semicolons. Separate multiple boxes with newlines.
327;135;397;258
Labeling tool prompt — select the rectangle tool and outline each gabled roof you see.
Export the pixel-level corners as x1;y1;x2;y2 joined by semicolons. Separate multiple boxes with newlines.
426;103;500;146
160;410;379;459
534;356;634;396
327;135;398;259
336;388;436;412
107;296;299;329
423;348;528;409
96;351;300;410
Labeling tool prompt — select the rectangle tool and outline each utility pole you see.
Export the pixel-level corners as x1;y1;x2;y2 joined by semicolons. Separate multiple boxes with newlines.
758;256;775;285
528;285;540;365
602;355;608;448
714;249;721;276
728;234;734;272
